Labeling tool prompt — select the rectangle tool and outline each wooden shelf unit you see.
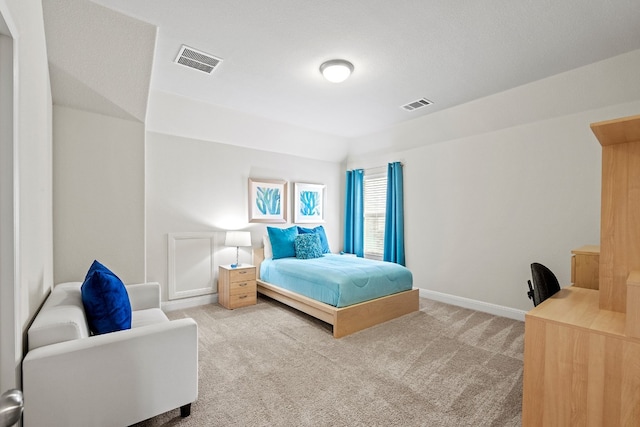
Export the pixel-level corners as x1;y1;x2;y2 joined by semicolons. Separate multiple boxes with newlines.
594;114;640;312
522;114;640;426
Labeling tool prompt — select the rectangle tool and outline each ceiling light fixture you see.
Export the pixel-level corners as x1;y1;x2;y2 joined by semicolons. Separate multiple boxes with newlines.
320;59;354;83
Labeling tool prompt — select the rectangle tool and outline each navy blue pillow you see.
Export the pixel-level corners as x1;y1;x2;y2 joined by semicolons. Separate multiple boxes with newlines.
267;226;298;259
297;225;331;254
81;260;132;335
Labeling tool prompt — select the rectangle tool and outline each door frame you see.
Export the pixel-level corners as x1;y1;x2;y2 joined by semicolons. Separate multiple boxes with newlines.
0;7;19;393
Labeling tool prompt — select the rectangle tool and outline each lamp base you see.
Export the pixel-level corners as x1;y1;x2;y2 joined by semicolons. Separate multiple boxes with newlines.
231;246;241;268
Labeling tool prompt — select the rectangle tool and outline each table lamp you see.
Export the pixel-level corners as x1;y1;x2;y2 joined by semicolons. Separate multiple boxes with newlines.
225;231;252;268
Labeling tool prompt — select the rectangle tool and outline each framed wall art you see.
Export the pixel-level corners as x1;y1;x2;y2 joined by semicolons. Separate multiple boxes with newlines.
294;183;325;224
248;178;287;223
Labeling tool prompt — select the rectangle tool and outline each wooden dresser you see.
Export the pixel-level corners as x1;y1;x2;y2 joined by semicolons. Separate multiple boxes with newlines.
522;114;640;426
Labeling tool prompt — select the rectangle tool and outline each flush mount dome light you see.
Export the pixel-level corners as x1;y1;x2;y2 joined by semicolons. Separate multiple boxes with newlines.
320;59;354;83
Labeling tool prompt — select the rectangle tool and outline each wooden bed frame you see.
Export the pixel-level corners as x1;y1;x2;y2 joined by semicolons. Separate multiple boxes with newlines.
252;248;419;338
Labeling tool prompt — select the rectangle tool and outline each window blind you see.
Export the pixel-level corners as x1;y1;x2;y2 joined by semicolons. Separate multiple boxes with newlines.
363;172;387;260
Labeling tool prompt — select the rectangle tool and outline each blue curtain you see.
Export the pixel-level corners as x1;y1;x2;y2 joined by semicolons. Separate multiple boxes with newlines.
384;162;405;265
344;169;364;257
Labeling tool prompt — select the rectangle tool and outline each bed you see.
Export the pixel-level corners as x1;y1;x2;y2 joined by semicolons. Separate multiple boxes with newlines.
252;247;419;338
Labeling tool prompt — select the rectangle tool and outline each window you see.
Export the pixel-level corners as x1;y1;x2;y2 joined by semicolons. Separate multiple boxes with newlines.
363;170;387;260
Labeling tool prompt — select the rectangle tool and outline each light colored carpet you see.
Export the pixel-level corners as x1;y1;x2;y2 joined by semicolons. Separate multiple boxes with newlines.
133;296;524;427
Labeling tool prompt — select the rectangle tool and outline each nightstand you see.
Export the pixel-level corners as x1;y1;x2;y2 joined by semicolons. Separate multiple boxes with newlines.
218;264;257;309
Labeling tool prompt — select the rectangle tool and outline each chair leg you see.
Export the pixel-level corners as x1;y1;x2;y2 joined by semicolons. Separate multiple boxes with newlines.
180;403;191;418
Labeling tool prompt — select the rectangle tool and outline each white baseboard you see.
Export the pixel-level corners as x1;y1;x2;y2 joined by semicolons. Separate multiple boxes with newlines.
160;289;526;321
162;293;218;312
418;289;526;322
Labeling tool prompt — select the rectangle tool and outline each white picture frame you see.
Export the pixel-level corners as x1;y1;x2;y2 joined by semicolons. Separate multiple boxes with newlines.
294;183;325;224
248;178;288;223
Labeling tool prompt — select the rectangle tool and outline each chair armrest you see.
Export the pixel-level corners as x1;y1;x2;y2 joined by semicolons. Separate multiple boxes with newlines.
22;318;198;427
126;282;161;310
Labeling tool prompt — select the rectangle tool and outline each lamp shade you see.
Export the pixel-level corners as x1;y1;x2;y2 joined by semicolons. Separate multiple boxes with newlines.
225;231;252;247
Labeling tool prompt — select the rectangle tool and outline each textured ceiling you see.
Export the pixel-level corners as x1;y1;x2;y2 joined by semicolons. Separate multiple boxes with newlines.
46;0;640;137
43;0;155;122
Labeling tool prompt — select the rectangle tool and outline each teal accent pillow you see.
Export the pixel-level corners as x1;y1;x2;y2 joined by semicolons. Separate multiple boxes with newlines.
294;234;323;259
81;260;132;335
267;226;298;259
297;225;331;253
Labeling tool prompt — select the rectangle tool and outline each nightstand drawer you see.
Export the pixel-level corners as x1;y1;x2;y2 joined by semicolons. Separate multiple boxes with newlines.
229;280;256;295
229;268;256;282
229;292;256;308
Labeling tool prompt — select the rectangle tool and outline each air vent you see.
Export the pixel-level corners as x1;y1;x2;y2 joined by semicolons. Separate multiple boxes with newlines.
174;45;222;74
401;98;433;111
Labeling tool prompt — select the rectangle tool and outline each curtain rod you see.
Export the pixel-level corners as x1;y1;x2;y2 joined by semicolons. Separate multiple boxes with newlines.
364;162;405;174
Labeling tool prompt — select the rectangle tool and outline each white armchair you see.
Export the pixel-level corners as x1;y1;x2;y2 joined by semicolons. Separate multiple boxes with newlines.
22;282;198;427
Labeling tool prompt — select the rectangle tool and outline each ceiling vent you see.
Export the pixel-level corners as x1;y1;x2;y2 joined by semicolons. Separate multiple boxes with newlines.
401;98;433;111
174;45;222;74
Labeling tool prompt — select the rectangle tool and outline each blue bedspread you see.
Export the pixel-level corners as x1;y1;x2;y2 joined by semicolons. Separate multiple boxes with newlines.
259;254;413;308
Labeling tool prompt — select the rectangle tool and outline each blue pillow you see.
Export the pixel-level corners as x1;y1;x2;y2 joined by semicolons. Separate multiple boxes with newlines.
81;260;132;335
294;234;323;259
297;225;331;254
267;226;298;259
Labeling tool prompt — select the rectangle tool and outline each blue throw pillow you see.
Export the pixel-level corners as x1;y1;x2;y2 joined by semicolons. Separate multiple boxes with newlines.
294;234;323;259
267;226;298;259
81;260;132;335
297;225;331;254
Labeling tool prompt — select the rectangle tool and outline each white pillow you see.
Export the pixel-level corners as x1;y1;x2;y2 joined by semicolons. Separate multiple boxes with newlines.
263;234;273;259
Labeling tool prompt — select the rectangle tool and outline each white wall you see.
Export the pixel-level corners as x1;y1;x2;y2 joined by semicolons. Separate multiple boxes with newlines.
53;106;145;284
348;51;640;313
146;131;343;302
147;90;349;163
404;111;605;311
0;0;53;390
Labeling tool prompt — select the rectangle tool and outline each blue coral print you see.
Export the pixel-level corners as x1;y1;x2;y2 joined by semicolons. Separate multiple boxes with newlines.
256;187;281;215
299;191;320;217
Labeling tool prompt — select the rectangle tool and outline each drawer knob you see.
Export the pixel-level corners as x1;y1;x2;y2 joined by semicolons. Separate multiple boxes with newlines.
239;282;247;287
239;295;247;299
239;271;247;275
